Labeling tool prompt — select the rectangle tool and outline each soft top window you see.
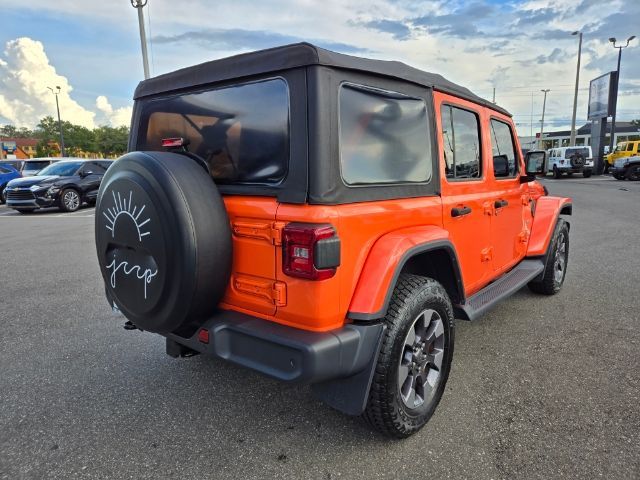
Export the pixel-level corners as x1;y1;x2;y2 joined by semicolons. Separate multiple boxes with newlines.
338;83;432;186
136;78;290;185
564;147;589;159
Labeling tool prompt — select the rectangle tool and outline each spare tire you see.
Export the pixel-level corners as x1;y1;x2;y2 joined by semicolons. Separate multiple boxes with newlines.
569;154;585;168
95;151;232;336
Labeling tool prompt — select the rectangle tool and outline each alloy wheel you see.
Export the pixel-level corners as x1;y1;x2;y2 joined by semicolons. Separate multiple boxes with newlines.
398;309;445;409
554;234;567;284
64;190;80;211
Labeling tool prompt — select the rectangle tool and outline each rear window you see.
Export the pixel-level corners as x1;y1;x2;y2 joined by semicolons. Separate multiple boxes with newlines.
338;83;431;185
565;148;589;159
136;78;290;185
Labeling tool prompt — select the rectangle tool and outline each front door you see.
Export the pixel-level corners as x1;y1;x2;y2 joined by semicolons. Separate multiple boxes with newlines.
487;117;528;273
436;93;494;295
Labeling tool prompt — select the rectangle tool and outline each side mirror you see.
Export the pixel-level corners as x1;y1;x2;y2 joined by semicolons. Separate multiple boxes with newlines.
525;150;547;176
80;170;93;177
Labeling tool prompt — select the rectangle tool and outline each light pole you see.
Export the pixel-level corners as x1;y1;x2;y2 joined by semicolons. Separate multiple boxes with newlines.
608;35;636;152
47;86;65;157
131;0;150;79
569;31;582;146
539;89;550;150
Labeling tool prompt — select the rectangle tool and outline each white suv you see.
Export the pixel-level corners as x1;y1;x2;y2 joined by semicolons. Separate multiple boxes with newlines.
546;147;593;179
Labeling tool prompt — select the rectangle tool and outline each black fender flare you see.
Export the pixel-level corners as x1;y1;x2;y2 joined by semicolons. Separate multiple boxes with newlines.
347;240;465;322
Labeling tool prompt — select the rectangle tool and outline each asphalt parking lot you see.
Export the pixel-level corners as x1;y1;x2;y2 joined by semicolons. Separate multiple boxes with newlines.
1;175;638;480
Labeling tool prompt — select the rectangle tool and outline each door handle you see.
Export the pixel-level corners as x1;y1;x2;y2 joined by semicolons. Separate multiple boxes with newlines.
494;199;508;208
451;206;472;217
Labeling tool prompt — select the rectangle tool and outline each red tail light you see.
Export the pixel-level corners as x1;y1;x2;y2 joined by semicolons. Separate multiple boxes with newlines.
282;223;340;280
162;137;187;148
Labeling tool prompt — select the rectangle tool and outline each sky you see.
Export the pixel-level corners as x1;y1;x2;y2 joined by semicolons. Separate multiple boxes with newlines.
0;0;638;135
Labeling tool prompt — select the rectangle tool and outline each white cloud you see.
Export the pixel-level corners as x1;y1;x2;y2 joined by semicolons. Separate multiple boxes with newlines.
0;37;131;129
96;95;132;127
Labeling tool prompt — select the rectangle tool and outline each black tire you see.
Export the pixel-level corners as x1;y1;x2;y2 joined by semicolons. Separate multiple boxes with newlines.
625;164;640;181
528;219;569;295
95;151;232;336
363;274;455;438
583;170;592;178
59;188;81;212
613;173;625;180
553;166;561;179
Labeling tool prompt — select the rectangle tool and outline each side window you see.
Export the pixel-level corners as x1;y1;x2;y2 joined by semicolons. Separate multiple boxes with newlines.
89;162;107;174
0;166;9;174
441;105;482;180
489;119;518;178
628;143;636;152
98;161;113;170
339;83;432;185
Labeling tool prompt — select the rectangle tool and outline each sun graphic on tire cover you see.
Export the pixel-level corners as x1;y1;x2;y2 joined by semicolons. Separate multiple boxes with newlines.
103;189;158;300
103;190;151;241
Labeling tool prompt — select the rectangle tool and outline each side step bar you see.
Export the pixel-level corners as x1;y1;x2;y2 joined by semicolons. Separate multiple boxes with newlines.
454;259;544;321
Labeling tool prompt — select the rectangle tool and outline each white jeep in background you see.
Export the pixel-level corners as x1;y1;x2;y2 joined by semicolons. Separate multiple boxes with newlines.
546;146;593;179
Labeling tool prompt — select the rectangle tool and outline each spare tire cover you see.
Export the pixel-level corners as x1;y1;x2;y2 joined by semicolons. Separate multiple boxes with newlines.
570;154;584;167
95;151;232;335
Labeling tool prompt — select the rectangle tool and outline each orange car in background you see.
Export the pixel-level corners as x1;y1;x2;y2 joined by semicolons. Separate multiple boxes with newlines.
95;43;571;438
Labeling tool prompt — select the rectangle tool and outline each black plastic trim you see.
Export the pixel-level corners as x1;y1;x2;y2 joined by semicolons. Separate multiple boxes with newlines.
314;236;341;269
166;310;384;386
347;240;464;321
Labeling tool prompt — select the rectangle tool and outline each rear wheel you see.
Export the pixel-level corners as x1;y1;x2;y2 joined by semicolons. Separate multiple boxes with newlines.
625;165;640;181
363;274;454;438
528;219;569;295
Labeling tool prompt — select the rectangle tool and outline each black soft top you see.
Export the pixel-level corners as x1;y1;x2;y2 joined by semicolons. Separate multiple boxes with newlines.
133;43;510;117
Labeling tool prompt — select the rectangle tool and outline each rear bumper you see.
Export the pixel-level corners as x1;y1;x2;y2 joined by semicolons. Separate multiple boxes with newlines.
166;310;384;385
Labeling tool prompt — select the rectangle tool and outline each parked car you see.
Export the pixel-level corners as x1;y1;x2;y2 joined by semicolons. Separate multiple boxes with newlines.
20;157;62;177
547;146;593;178
610;156;640;180
94;43;571;438
604;140;640;171
6;159;113;213
0;163;22;204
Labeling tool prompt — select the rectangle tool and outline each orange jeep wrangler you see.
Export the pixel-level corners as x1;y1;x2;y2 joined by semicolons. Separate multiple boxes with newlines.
95;43;571;438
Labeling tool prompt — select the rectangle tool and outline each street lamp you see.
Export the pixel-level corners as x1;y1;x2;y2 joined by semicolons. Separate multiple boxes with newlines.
608;35;636;152
539;89;550;150
130;0;150;79
569;31;582;146
47;86;65;157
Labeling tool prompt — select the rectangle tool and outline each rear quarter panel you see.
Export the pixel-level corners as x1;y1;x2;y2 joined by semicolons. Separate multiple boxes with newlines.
274;196;443;331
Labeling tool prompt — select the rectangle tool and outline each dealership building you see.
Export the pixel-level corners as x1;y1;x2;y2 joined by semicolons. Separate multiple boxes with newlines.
519;121;640;151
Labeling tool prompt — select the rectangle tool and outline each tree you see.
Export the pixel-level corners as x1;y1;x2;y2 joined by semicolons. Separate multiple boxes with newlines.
94;125;129;156
0;124;34;138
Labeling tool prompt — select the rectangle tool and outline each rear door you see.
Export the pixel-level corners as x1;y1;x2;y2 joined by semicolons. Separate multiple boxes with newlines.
487;116;528;274
436;93;494;294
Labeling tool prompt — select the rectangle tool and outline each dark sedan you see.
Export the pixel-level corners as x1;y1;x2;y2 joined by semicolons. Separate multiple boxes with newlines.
5;159;113;213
